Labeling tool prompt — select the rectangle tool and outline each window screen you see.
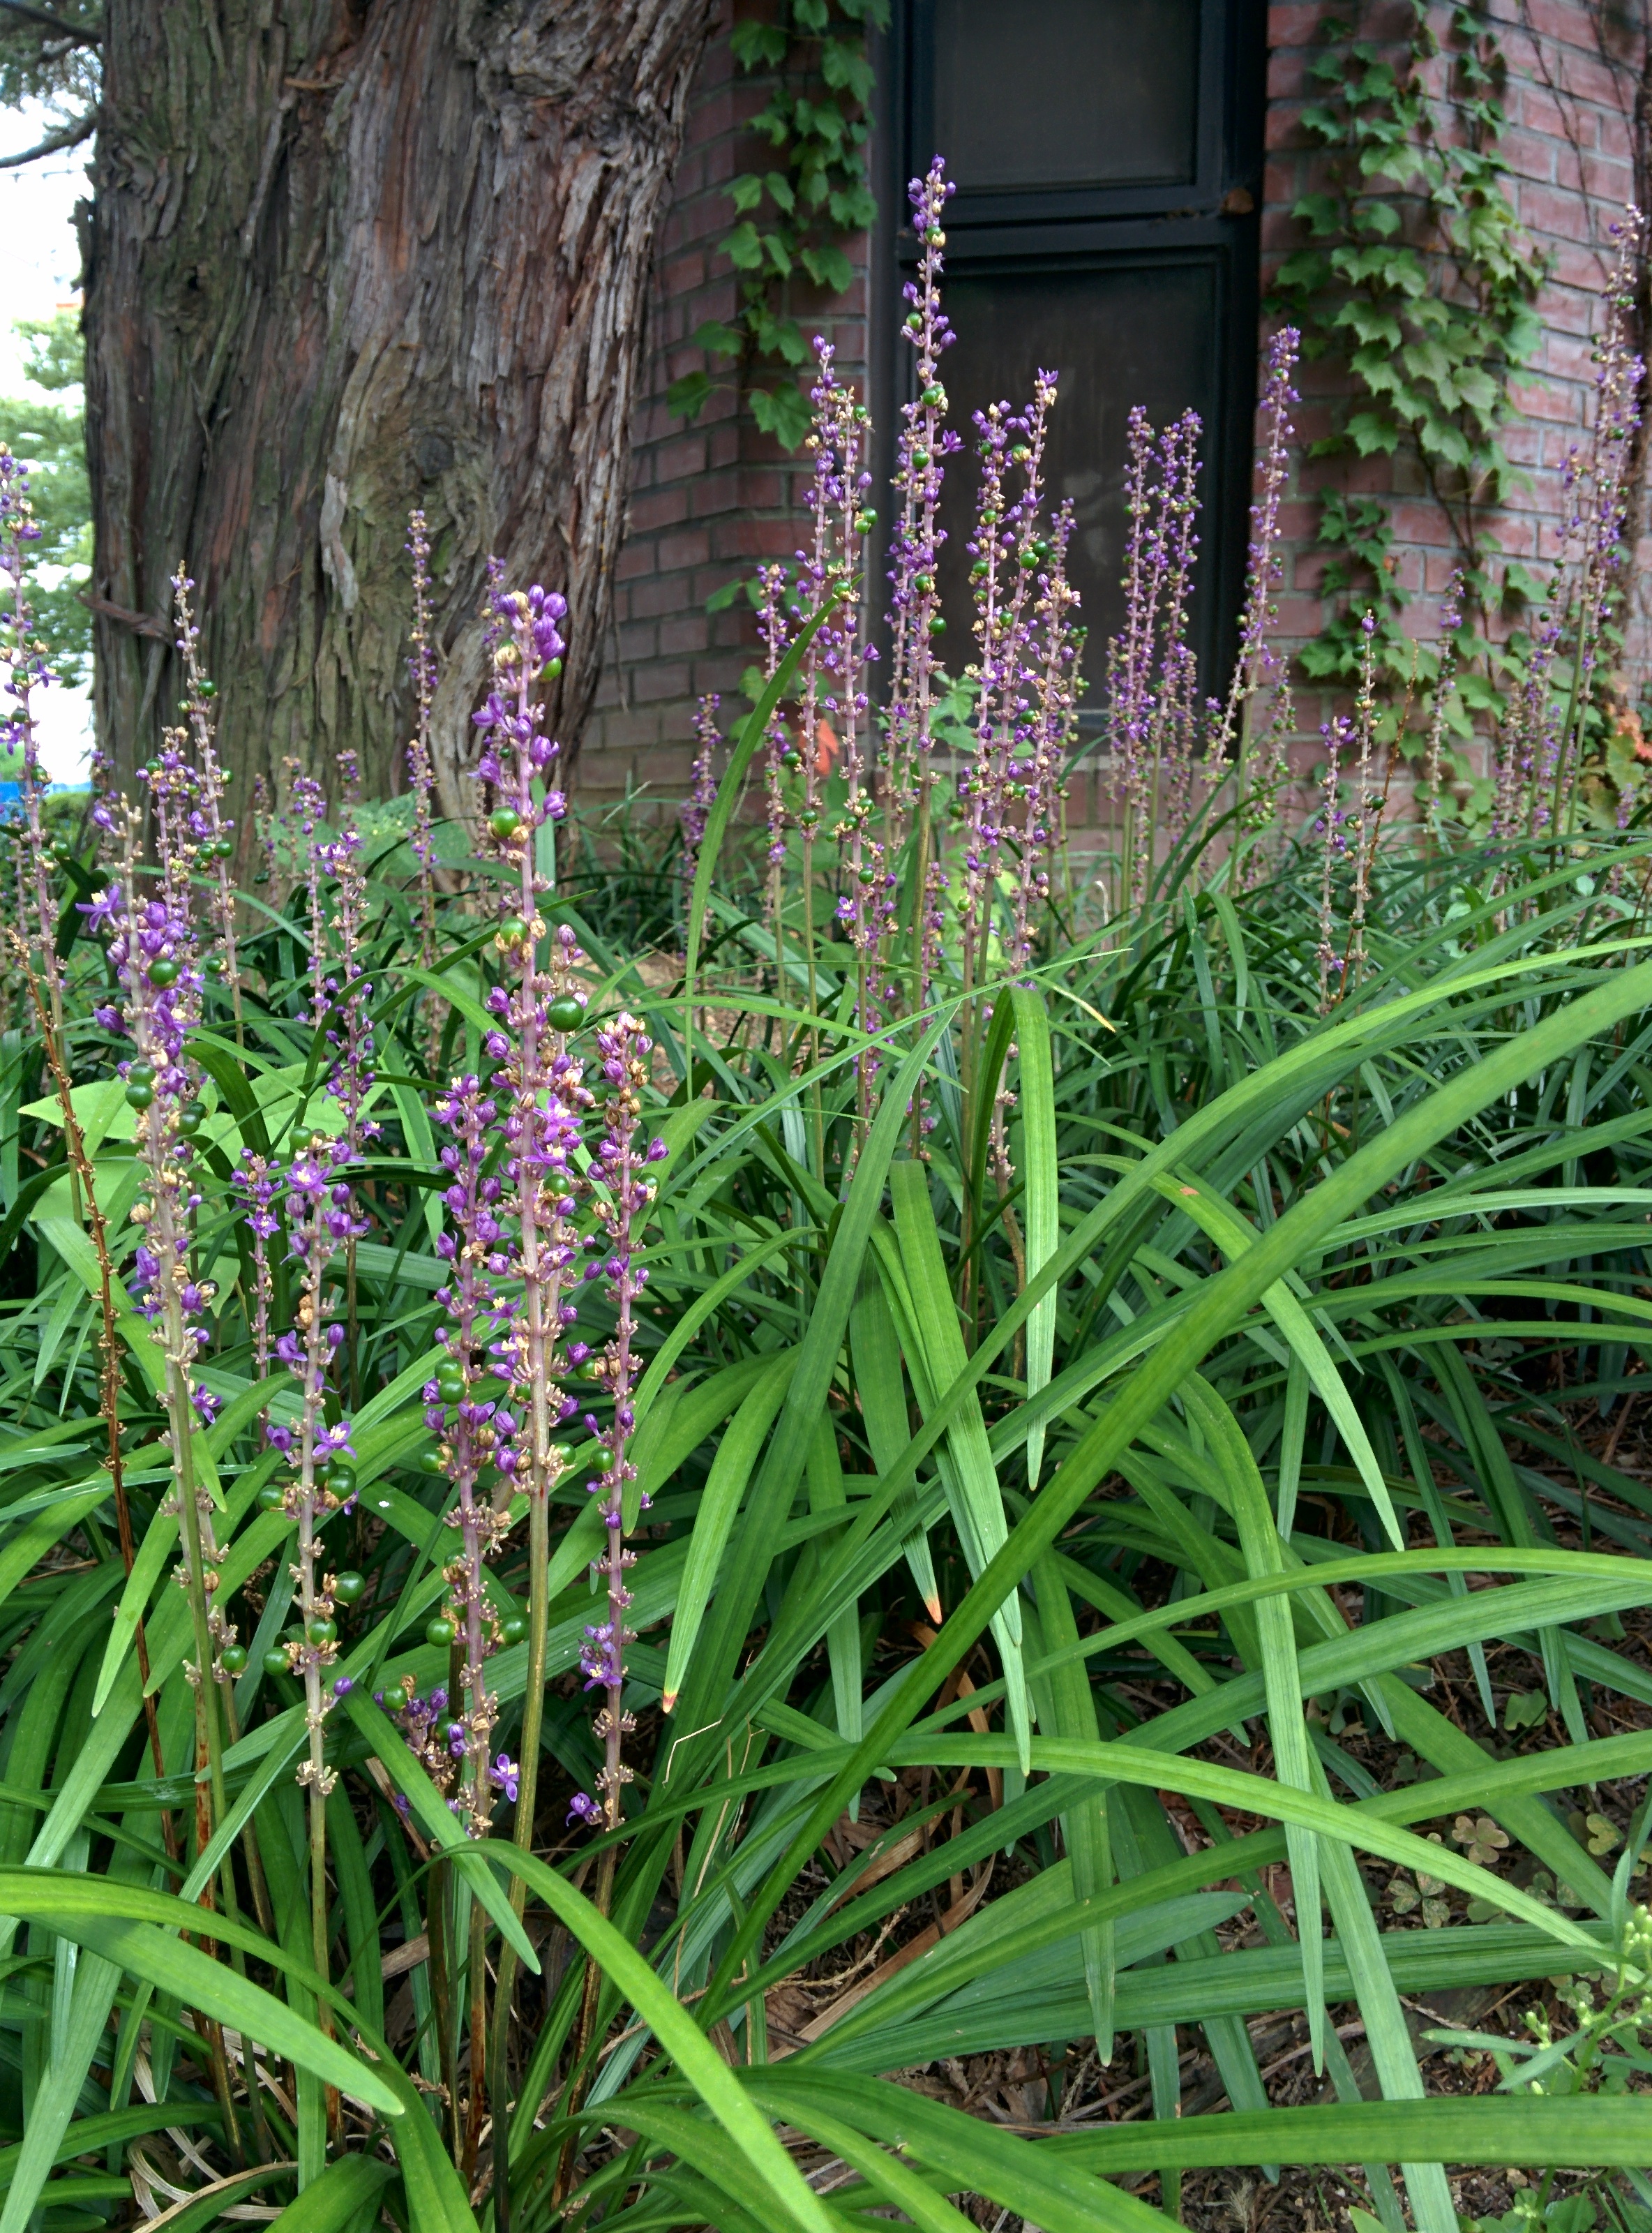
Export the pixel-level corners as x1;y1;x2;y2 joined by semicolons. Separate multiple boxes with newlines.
930;0;1201;193
889;0;1263;703
936;257;1224;664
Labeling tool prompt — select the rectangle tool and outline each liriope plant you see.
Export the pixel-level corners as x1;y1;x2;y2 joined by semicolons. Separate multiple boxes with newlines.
3;159;1652;2233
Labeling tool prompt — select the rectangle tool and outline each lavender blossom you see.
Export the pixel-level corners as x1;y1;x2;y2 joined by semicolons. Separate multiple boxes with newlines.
1347;611;1381;987
406;510;440;966
1315;717;1353;1014
756;562;795;906
107;809;239;1806
470;574;589;1851
963;375;1057;966
2;449;68;1058
313;825;379;1153
1548;211;1646;837
1012;503;1082;973
885;158;960;856
568;1015;668;1828
800;338;885;1095
1220;328;1300;759
232;1149;283;1416
273;1133;366;1819
1422;569;1465;839
680;696;721;889
426;1074;519;1835
172;574;245;1036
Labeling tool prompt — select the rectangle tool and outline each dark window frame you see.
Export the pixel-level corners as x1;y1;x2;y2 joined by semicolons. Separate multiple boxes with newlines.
875;0;1269;710
903;0;1245;227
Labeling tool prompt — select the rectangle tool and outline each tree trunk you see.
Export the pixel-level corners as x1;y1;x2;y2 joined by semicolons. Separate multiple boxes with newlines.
83;0;717;831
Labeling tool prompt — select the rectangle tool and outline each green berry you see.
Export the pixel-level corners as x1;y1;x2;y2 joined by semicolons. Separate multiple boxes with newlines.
306;1618;338;1646
495;915;529;948
199;679;216;699
544;656;562;680
325;1461;357;1498
262;1645;291;1678
124;1082;154;1111
127;1060;156;1086
419;1449;448;1477
426;1615;456;1649
177;1103;205;1137
332;1571;366;1606
928;615;946;634
500;1615;527;1647
436;1367;466;1405
546;994;584;1033
258;1483;286;1511
922;385;945;408
149;957;180;989
489;807;524;841
218;1644;248;1675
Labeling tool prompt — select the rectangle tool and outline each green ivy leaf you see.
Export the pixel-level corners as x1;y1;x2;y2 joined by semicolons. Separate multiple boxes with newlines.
749;382;813;450
666;370;714;424
821;38;875;103
799;241;854;293
827;185;878;230
730;21;788;68
1346;412;1400;457
690;320;744;360
1292;193;1342;237
722;220;765;271
749;308;811;366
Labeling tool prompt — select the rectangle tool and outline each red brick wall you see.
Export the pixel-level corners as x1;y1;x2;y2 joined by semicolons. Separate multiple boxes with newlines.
1263;0;1650;742
576;1;872;819
578;1;1648;825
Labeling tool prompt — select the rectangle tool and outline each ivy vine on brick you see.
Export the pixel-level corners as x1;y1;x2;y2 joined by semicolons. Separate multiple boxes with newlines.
1268;1;1547;742
668;0;887;451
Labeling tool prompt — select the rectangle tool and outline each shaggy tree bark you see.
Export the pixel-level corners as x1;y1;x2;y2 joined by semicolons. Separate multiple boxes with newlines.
83;0;716;830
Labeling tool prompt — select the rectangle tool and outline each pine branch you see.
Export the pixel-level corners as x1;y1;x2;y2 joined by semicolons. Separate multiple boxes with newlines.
0;103;97;168
0;0;101;46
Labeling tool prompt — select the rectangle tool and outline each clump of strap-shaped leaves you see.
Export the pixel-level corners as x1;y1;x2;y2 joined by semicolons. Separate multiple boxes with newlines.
8;365;1652;2231
7;711;1652;2233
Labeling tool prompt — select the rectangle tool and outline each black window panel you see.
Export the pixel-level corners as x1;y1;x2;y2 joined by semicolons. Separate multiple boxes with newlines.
929;0;1202;196
936;251;1240;684
882;0;1266;712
